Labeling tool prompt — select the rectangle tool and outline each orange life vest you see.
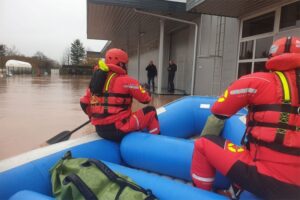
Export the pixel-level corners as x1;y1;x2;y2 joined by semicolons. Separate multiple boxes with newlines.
89;72;132;119
246;70;300;157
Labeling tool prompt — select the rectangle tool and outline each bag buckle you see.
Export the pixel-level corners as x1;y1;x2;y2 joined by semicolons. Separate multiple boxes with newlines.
62;151;72;160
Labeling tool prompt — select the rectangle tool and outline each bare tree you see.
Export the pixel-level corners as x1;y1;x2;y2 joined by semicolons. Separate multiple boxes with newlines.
6;45;20;56
62;47;71;65
33;51;48;60
0;44;7;69
32;51;56;72
0;44;7;57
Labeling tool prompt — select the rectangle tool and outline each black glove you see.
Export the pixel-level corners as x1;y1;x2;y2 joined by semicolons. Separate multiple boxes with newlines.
141;83;151;96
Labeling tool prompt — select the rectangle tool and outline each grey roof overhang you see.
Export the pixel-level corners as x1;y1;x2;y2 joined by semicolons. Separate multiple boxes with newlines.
88;0;187;13
187;0;295;18
87;0;200;50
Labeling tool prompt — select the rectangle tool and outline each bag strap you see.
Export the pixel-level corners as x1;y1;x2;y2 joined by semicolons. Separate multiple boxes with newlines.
63;173;98;200
87;159;156;200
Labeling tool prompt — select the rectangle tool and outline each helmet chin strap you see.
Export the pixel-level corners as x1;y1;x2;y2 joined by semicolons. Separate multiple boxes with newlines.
118;62;127;71
284;36;292;53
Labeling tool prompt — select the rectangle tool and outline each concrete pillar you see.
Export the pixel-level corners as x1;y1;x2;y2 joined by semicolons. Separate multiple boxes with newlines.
157;19;165;94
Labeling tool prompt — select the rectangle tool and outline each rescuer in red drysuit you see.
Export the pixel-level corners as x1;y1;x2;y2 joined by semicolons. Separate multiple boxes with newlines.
80;48;160;142
191;36;300;199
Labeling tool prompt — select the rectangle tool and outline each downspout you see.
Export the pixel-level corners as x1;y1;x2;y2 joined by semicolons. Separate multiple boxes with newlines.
134;9;199;95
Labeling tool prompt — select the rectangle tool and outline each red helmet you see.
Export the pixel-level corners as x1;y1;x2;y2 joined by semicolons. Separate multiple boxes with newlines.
105;48;128;66
266;36;300;71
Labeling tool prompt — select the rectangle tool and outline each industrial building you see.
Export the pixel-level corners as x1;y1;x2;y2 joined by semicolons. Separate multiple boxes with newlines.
87;0;300;95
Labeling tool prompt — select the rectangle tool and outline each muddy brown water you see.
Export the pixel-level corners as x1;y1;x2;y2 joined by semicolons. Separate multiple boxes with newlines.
0;72;181;160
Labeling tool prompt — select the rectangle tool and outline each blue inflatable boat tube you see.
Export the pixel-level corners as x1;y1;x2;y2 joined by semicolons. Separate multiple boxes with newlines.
0;139;122;199
8;161;228;200
121;112;247;182
2;143;228;200
157;96;246;139
157;96;216;138
121;133;194;181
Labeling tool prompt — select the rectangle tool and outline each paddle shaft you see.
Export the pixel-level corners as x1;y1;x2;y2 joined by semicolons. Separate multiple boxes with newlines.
69;120;91;134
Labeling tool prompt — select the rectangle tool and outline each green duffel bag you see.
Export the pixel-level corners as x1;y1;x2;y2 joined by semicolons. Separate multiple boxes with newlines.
50;151;157;200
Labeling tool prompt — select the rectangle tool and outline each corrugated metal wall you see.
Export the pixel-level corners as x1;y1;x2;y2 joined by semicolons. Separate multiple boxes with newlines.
170;27;190;92
195;15;239;96
168;25;196;94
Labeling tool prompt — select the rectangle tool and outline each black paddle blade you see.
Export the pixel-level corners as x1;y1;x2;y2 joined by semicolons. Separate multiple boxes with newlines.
46;131;72;144
46;120;90;145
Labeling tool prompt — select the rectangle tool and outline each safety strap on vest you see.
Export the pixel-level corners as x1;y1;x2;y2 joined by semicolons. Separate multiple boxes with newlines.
275;71;291;103
91;73;131;118
248;71;293;145
247;134;300;156
97;93;131;98
249;104;300;114
100;73;115;117
104;73;116;92
248;121;300;132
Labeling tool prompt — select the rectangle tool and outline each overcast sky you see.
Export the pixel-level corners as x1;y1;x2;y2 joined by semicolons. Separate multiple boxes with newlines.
0;0;107;63
0;0;187;63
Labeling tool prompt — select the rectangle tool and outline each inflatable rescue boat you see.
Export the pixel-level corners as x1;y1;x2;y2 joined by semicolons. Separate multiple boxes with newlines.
0;96;259;200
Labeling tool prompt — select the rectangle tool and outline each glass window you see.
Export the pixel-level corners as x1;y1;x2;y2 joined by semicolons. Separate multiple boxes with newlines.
238;63;252;78
255;37;273;58
254;62;268;73
280;1;300;30
242;12;275;38
239;41;253;60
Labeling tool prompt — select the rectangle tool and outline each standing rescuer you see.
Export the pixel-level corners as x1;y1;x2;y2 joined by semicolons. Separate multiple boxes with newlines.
191;36;300;199
80;48;160;142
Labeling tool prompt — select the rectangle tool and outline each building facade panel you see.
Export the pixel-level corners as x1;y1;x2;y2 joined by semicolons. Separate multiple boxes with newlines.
221;17;240;92
169;27;191;92
195;15;239;95
237;0;300;78
195;57;214;95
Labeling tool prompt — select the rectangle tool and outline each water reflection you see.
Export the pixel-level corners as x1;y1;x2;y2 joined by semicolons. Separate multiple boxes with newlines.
0;72;93;160
0;72;181;160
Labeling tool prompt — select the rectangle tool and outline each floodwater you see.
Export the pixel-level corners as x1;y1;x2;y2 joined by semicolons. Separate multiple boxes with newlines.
0;70;181;160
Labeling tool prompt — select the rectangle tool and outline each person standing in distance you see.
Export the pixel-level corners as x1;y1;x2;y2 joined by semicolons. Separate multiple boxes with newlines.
145;60;157;92
168;60;177;92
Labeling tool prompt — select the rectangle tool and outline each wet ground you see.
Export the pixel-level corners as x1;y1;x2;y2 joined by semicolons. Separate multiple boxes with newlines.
0;72;182;160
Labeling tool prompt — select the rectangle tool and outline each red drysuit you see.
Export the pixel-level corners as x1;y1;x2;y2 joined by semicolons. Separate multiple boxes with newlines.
80;49;160;142
191;36;300;199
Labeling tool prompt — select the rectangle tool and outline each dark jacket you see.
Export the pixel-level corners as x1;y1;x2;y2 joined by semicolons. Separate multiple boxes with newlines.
146;64;157;78
168;63;177;74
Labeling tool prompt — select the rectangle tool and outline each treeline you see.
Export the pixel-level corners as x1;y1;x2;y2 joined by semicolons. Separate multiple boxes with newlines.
0;44;60;69
0;39;99;71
